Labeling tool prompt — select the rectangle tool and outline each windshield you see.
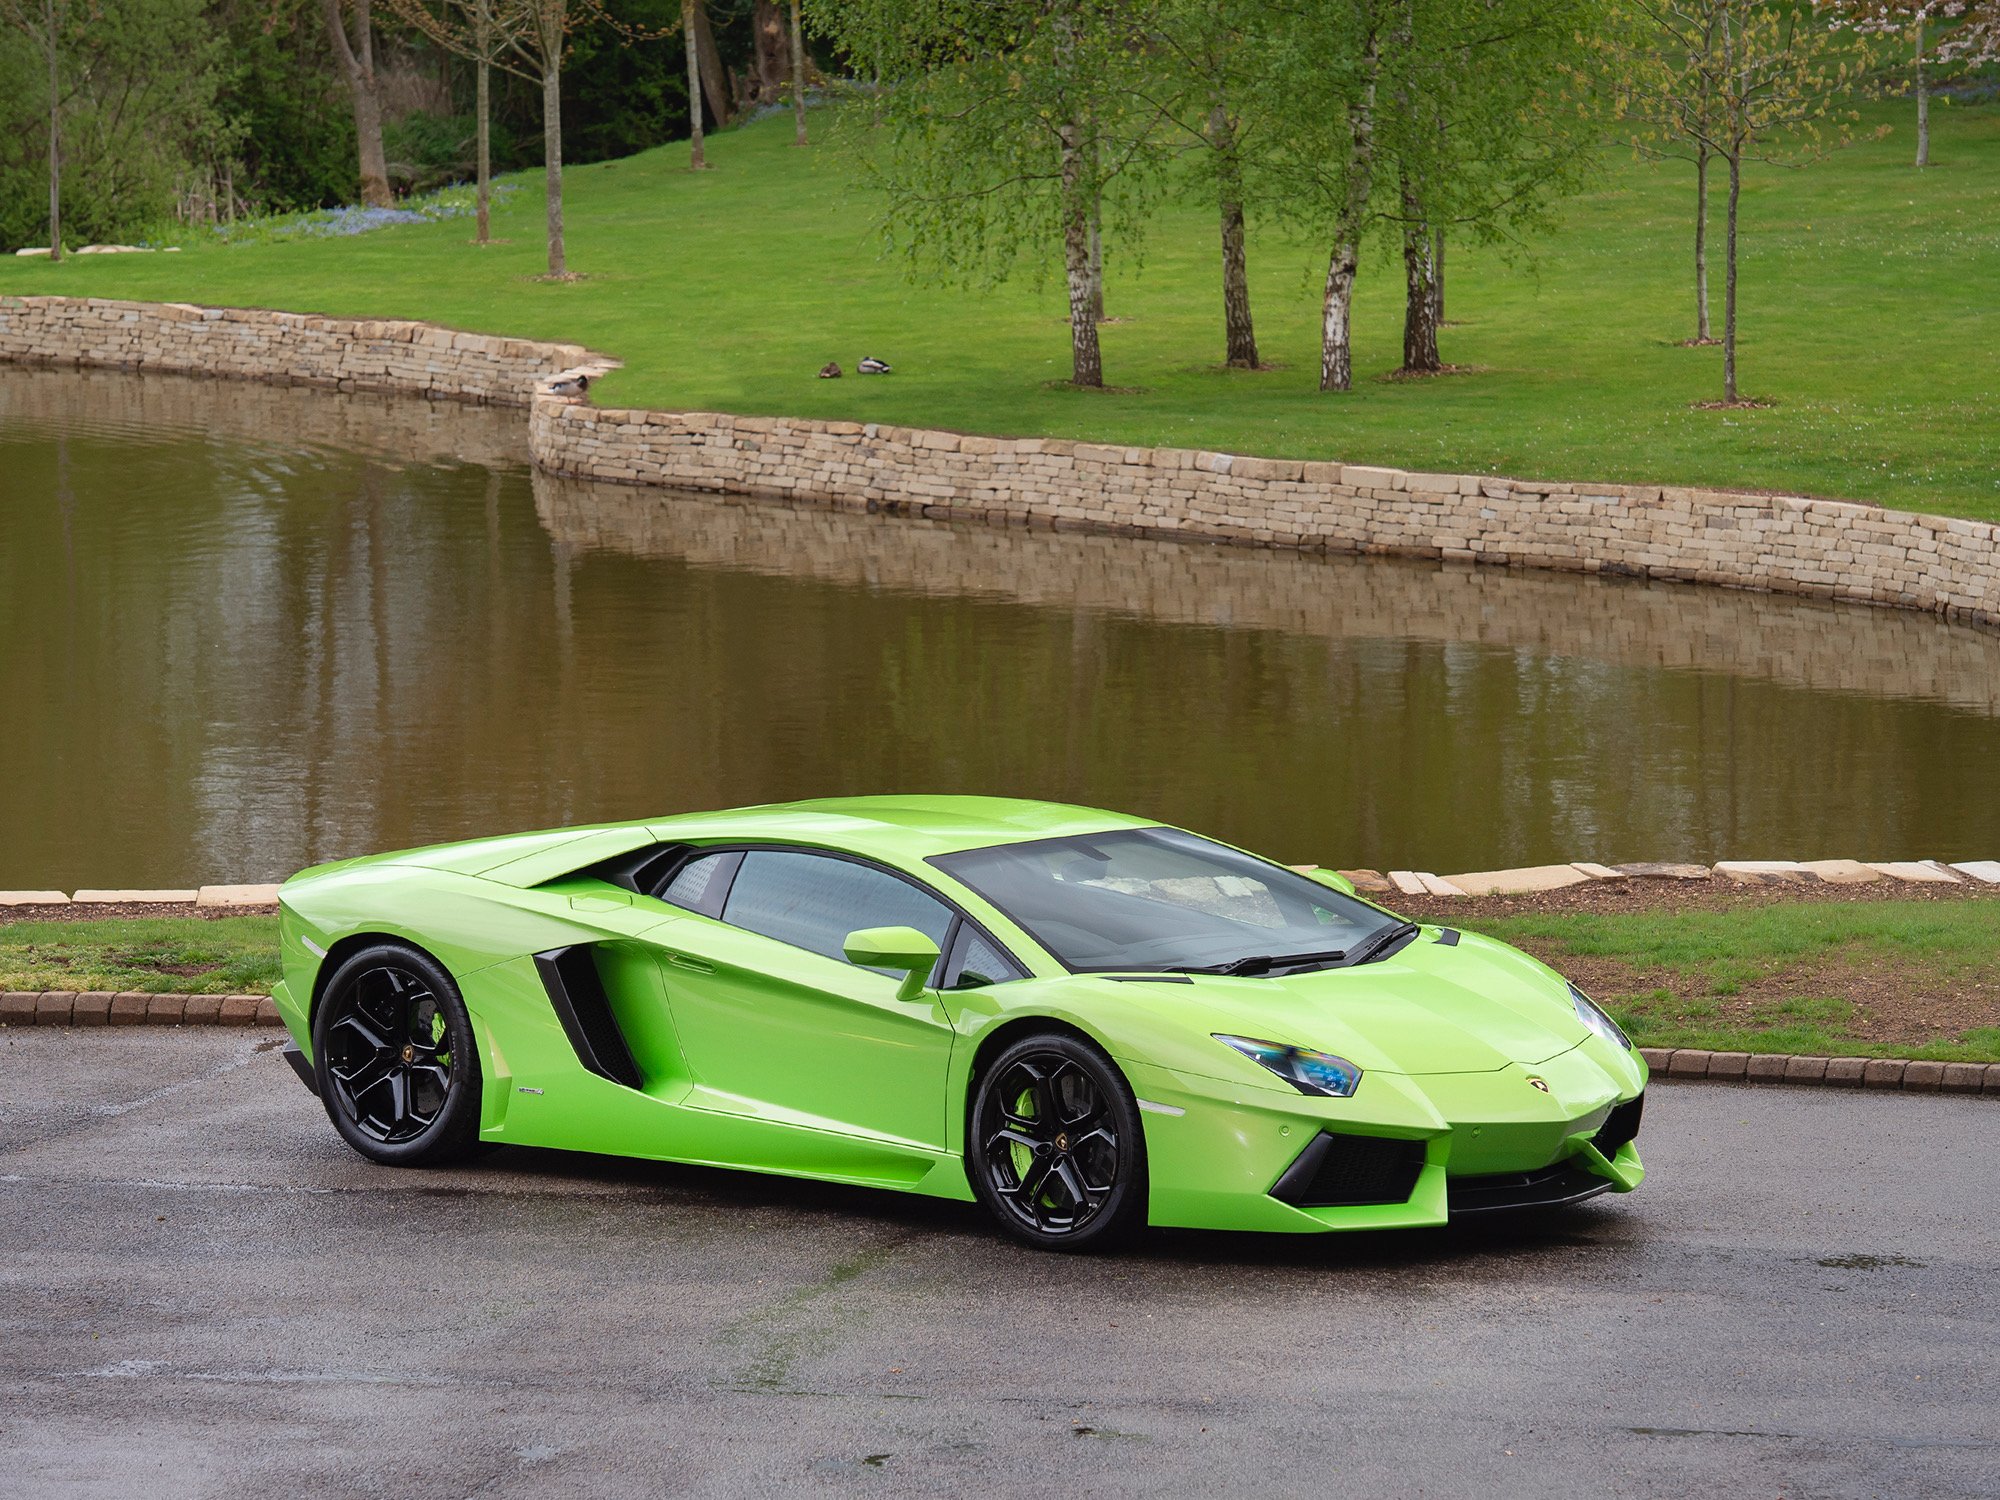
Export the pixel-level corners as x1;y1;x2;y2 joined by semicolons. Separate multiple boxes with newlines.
931;827;1401;974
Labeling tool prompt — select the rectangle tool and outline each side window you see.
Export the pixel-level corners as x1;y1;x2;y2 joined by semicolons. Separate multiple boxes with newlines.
941;924;1027;990
657;850;740;918
722;851;954;971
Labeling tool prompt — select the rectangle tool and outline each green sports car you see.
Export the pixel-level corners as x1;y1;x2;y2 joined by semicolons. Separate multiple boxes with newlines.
274;796;1645;1250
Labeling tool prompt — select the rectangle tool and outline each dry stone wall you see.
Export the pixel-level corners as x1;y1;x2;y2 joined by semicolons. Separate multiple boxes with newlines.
0;295;606;406
531;400;2000;631
2;295;1993;631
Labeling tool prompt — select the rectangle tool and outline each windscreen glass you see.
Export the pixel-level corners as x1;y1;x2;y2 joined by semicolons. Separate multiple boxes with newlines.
932;827;1398;973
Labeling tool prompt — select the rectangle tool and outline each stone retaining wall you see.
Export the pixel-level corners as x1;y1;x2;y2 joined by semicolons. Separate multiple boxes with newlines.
0;294;607;406
529;402;2000;630
3;294;1994;628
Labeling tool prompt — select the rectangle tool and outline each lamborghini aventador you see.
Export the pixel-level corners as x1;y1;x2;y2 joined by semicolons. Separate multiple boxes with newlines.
273;797;1646;1249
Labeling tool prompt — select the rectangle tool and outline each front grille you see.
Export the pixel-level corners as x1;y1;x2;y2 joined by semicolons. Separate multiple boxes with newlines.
1270;1132;1426;1208
1448;1161;1613;1216
1594;1094;1644;1159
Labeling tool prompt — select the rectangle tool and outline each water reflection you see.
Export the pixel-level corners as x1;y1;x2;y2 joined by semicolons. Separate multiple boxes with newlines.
4;367;1997;887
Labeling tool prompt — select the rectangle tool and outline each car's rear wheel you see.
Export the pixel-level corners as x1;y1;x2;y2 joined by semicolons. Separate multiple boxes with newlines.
311;941;484;1166
969;1033;1147;1251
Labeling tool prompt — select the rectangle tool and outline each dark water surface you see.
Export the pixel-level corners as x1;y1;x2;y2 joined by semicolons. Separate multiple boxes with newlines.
4;367;1998;888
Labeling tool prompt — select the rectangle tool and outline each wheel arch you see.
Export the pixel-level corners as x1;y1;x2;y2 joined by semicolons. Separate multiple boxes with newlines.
955;1013;1126;1154
307;931;451;1032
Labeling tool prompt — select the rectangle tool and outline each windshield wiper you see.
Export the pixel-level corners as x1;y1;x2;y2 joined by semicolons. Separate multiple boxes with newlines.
1344;920;1421;966
1167;948;1350;977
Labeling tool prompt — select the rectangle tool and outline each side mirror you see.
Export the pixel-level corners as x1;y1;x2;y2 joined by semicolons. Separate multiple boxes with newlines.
1304;867;1358;897
843;926;942;1001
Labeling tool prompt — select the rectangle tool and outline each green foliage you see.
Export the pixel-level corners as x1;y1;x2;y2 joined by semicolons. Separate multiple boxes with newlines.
0;916;280;994
212;0;358;214
812;0;1166;289
0;0;234;249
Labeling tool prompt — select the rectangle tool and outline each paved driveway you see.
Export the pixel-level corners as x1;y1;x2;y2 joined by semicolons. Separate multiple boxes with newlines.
1;1028;1995;1498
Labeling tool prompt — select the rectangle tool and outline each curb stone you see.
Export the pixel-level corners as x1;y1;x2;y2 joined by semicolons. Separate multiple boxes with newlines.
1636;1047;2000;1095
0;992;279;1027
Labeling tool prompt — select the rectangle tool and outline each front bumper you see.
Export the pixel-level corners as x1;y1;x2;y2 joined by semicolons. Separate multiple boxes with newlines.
1125;1048;1647;1233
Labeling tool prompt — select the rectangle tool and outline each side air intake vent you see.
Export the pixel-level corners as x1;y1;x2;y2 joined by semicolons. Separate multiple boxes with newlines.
534;946;643;1089
1269;1131;1427;1208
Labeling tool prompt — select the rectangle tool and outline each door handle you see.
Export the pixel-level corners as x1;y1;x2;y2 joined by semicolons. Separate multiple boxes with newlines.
664;951;715;974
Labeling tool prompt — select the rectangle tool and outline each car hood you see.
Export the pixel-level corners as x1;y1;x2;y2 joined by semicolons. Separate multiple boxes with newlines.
1098;929;1591;1078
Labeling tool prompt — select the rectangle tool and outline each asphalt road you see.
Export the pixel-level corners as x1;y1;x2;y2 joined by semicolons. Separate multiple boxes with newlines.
2;1029;1996;1499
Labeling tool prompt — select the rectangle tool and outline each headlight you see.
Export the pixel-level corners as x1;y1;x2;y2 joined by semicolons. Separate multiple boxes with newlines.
1214;1034;1363;1097
1570;984;1631;1051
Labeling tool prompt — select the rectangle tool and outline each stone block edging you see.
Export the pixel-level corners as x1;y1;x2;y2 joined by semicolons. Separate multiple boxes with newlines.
0;296;1994;629
1638;1046;2000;1095
2;991;279;1026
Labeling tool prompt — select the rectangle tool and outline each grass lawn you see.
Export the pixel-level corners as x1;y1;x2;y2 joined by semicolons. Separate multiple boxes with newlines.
6;904;1999;1062
1473;900;2000;1061
0;916;280;995
3;100;1997;518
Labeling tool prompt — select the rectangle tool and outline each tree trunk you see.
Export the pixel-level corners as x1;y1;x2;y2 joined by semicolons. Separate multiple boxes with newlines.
1212;108;1257;369
788;0;807;145
1914;15;1929;168
1319;42;1378;393
320;0;392;207
683;0;707;169
1430;229;1444;325
750;0;786;102
1058;120;1103;388
692;0;731;127
1723;148;1740;403
542;62;565;275
474;2;491;244
1693;145;1711;341
1086;200;1104;323
44;0;60;263
1399;174;1440;373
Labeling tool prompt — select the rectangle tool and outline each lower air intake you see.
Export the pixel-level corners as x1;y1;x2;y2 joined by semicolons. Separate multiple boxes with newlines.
1594;1094;1644;1159
1270;1131;1427;1208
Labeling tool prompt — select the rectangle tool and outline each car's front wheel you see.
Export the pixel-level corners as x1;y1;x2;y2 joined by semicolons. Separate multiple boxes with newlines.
969;1032;1147;1251
311;941;484;1166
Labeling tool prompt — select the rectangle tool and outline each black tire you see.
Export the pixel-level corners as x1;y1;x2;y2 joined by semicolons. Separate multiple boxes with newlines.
310;941;484;1167
968;1032;1148;1251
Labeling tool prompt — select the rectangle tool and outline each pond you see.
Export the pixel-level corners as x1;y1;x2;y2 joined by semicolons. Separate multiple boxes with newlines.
5;367;1999;889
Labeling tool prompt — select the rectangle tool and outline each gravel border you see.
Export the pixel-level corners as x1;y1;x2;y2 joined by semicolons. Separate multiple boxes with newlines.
6;992;1994;1096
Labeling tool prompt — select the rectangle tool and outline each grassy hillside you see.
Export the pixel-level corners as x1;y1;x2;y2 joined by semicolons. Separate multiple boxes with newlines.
3;99;1996;518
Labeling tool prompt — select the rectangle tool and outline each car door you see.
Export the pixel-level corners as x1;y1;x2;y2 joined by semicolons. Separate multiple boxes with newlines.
653;848;962;1150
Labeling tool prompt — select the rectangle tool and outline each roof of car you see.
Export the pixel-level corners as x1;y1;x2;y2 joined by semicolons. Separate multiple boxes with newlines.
647;795;1160;860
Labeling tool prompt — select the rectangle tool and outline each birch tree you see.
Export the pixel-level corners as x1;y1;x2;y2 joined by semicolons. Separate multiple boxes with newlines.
1377;0;1601;374
1146;0;1270;368
812;0;1161;389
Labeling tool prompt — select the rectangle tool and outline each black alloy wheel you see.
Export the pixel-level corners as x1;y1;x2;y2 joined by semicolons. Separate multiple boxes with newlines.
311;941;484;1166
970;1033;1146;1250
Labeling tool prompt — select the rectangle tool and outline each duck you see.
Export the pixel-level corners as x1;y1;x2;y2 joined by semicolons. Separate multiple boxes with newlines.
818;361;842;379
543;372;591;397
857;356;892;375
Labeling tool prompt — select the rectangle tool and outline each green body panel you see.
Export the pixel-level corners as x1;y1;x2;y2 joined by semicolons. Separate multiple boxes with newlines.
279;795;1646;1232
